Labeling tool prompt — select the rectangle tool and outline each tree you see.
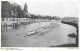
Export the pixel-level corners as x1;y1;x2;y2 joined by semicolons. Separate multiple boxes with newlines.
11;3;18;18
16;5;24;18
24;3;28;12
11;3;25;18
1;1;12;18
23;3;28;18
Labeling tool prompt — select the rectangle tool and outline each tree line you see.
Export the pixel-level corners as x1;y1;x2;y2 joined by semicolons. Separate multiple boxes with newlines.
1;1;28;18
1;1;61;20
29;14;61;20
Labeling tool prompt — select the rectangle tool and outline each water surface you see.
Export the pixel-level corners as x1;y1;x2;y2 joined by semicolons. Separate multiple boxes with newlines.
1;22;77;47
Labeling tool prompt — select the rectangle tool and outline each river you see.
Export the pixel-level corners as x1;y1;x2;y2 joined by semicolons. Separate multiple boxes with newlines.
1;22;77;47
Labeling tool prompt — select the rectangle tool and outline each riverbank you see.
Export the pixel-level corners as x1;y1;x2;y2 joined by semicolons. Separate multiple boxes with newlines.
60;21;78;47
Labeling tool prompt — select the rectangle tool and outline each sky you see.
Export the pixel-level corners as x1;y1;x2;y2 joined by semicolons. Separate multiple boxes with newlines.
3;0;79;17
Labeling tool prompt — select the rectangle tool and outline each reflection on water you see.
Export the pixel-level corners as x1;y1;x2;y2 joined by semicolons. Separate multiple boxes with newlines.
2;26;18;32
1;22;51;33
1;24;28;32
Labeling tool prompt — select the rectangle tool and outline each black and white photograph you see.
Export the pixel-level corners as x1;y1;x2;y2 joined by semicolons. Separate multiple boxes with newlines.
1;0;79;47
